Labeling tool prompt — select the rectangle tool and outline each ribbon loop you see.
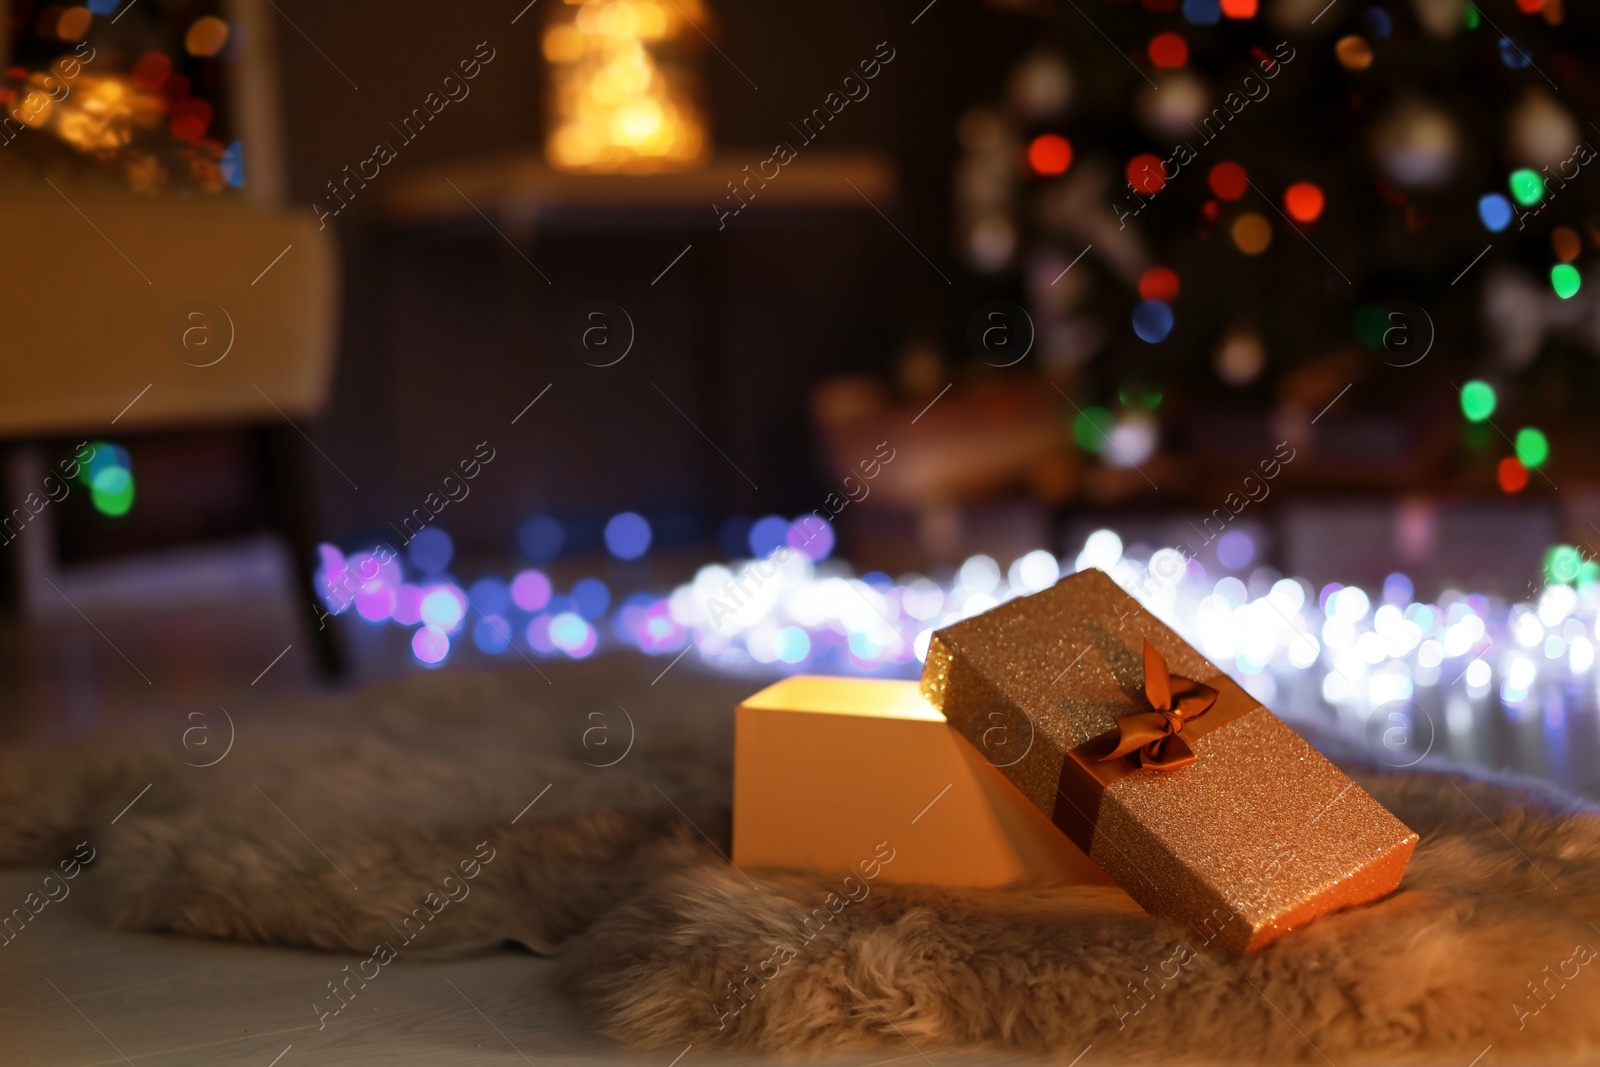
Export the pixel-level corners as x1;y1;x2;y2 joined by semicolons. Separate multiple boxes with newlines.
1099;641;1218;771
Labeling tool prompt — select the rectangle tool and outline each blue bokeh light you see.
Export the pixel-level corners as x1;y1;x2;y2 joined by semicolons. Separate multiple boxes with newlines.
1498;37;1531;69
1477;193;1513;232
472;614;513;653
467;577;511;616
408;527;454;575
1132;300;1175;344
1181;0;1221;24
517;514;564;562
749;515;791;558
571;577;612;620
603;511;652;560
221;141;246;188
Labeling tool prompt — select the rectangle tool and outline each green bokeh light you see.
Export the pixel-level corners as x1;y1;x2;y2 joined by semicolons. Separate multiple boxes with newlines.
1459;380;1496;422
1546;544;1584;586
1072;407;1114;452
80;440;134;517
1515;427;1549;468
1509;169;1545;207
1353;305;1387;348
90;476;135;517
1551;263;1582;300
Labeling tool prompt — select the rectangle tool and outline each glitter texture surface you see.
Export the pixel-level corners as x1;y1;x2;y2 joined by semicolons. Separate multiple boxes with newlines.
921;568;1419;951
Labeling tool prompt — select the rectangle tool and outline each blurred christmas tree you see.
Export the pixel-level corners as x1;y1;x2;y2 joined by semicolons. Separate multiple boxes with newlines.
953;0;1598;495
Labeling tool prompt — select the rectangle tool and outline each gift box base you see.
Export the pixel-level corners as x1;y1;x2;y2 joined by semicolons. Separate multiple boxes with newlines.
733;676;1115;889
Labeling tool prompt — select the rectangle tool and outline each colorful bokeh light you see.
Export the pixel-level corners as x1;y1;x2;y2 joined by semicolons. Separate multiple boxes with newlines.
1072;407;1115;451
1509;168;1545;207
1231;213;1272;254
408;527;453;575
603;511;652;559
572;577;612;619
788;515;836;561
1477;193;1513;232
1138;266;1181;302
510;570;552;612
1515;427;1549;468
549;612;597;657
472;615;514;654
1284;182;1325;223
1126;153;1167;196
83;442;134;517
1551;263;1581;299
184;16;230;57
1459;380;1497;422
1208;161;1247;201
419;585;466;631
412;626;450;665
1336;36;1374;69
1499;37;1532;70
1026;133;1073;176
1147;33;1188;69
518;514;564;561
749;515;791;557
1498;457;1529;493
1132;300;1175;343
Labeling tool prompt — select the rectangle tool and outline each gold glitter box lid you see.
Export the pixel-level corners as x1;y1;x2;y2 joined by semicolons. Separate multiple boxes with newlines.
920;568;1418;952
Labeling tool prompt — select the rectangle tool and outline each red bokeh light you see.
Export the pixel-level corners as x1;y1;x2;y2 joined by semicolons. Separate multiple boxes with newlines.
1221;0;1259;15
170;99;213;142
1147;32;1188;69
1284;182;1325;223
1127;153;1167;196
1139;266;1181;302
132;52;172;92
1209;161;1248;201
1498;458;1530;493
1027;134;1073;177
1513;0;1543;12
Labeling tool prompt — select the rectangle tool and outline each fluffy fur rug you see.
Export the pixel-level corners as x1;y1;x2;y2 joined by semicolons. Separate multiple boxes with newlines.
3;664;1599;1063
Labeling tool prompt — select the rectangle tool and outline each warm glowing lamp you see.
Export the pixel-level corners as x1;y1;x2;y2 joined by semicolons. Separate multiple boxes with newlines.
544;0;712;173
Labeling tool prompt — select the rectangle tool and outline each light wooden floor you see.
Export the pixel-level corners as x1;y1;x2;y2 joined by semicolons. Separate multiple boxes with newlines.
0;865;972;1067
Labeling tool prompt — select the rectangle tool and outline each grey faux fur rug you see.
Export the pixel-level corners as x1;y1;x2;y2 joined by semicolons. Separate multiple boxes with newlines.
3;664;1599;1063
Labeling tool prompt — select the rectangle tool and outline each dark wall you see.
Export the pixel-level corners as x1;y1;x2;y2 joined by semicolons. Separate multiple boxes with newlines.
271;0;1034;555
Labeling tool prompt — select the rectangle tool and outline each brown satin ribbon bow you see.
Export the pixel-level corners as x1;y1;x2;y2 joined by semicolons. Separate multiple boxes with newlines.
1097;641;1218;771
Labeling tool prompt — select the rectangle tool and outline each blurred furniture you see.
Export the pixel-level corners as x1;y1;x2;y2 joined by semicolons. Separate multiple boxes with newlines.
383;149;894;226
0;195;344;674
811;374;1076;562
